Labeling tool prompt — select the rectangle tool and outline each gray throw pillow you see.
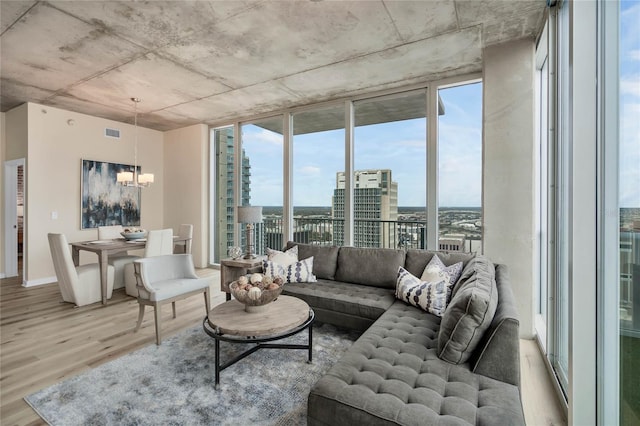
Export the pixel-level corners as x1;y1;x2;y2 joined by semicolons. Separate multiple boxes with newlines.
437;256;498;364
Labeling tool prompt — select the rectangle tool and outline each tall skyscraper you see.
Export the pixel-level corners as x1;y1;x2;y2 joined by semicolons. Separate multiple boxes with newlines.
332;169;398;248
214;129;251;262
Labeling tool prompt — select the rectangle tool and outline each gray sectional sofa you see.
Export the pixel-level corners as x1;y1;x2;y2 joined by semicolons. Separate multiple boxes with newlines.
281;242;525;426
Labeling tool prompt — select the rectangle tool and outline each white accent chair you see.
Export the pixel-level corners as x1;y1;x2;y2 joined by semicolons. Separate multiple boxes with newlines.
133;254;211;345
98;225;140;289
173;224;193;254
124;228;174;297
48;233;114;306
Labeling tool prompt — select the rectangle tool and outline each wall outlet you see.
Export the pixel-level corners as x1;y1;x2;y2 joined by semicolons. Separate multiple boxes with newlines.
51;211;58;220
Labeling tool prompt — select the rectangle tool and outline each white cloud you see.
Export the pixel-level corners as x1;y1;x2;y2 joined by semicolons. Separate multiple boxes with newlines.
243;128;283;146
298;165;321;175
629;50;640;61
621;76;640;98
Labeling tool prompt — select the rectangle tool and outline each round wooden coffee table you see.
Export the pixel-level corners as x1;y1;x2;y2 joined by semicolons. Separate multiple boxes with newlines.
202;295;315;388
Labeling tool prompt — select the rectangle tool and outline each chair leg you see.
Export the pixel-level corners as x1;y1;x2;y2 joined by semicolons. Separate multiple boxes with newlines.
172;301;177;319
154;304;162;345
134;303;145;332
204;289;210;314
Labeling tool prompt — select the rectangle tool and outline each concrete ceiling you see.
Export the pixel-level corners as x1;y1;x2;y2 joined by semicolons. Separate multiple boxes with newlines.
0;1;546;131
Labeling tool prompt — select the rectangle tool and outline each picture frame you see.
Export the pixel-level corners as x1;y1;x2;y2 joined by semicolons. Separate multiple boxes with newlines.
81;159;141;229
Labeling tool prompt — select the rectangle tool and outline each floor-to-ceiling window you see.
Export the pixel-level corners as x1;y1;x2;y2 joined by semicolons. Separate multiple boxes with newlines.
211;78;482;261
292;104;345;245
437;82;483;254
537;1;638;422
554;0;570;394
535;23;550;347
352;90;427;249
537;0;570;401
618;1;639;423
240;116;283;255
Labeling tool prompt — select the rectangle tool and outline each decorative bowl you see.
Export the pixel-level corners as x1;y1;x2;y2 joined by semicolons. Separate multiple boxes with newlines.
120;229;147;240
230;275;284;313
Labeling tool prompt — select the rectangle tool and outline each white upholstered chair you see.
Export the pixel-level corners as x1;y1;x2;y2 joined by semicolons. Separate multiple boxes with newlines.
97;225;125;240
124;228;174;296
98;225;140;289
173;224;193;254
133;254;211;345
48;233;114;306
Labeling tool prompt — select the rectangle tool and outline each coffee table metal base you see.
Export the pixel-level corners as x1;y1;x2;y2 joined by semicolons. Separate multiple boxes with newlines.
202;310;315;389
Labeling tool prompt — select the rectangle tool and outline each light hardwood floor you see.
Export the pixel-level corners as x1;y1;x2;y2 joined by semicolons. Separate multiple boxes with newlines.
1;270;566;426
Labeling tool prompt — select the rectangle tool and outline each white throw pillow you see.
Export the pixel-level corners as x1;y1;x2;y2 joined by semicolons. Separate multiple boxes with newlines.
263;256;316;283
266;245;298;267
420;254;463;302
396;266;449;317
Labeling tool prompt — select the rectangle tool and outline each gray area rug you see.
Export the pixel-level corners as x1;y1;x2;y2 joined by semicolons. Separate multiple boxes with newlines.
25;322;359;425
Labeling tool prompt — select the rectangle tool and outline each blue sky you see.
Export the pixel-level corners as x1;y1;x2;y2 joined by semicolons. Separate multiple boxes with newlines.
242;83;482;208
620;0;639;208
241;3;638;209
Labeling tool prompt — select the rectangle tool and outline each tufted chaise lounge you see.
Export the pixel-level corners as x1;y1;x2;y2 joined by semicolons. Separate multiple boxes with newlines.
280;242;524;426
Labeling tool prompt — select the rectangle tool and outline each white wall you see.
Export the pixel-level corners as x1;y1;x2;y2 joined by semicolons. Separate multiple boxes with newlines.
163;124;209;268
482;39;536;339
24;103;164;284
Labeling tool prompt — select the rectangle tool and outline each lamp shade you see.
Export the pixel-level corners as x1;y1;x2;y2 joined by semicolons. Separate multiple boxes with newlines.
237;206;263;224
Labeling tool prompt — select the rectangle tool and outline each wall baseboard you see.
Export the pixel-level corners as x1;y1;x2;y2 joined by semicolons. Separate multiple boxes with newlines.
0;272;5;279
23;276;56;287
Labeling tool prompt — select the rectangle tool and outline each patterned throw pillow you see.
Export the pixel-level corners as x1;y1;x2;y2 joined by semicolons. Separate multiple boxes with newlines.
266;245;298;267
396;266;448;317
263;256;317;283
420;255;463;301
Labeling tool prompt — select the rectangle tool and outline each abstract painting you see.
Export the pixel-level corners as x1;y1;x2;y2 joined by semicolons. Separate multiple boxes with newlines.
81;159;141;229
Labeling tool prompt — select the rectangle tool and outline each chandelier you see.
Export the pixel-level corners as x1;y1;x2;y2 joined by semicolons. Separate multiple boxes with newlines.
117;97;154;187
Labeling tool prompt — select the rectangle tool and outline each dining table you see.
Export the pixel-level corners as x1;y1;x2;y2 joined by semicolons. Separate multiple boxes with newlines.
70;236;191;305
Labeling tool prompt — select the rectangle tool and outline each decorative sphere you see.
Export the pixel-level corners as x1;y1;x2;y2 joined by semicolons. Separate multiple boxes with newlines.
247;286;262;301
250;273;263;284
237;276;249;286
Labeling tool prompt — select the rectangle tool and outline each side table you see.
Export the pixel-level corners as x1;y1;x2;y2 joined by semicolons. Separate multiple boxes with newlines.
220;256;265;301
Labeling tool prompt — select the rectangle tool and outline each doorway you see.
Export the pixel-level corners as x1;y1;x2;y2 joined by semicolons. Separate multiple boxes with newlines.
3;158;25;279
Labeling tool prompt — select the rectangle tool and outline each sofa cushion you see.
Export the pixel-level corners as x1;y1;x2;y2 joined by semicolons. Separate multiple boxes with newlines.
282;279;395;321
263;256;317;283
285;242;340;280
308;301;525;426
335;247;405;289
266;245;298;266
404;249;475;280
437;256;498;364
396;266;449;317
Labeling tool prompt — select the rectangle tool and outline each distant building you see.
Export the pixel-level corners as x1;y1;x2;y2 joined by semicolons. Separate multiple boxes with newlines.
438;233;467;252
215;130;252;261
332;169;398;248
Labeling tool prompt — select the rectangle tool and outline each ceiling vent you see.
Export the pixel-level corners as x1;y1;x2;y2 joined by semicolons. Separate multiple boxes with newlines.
105;127;121;139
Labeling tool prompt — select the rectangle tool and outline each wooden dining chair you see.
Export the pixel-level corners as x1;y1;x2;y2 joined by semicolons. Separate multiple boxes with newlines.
124;229;173;297
98;225;140;289
173;224;193;254
48;233;114;306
